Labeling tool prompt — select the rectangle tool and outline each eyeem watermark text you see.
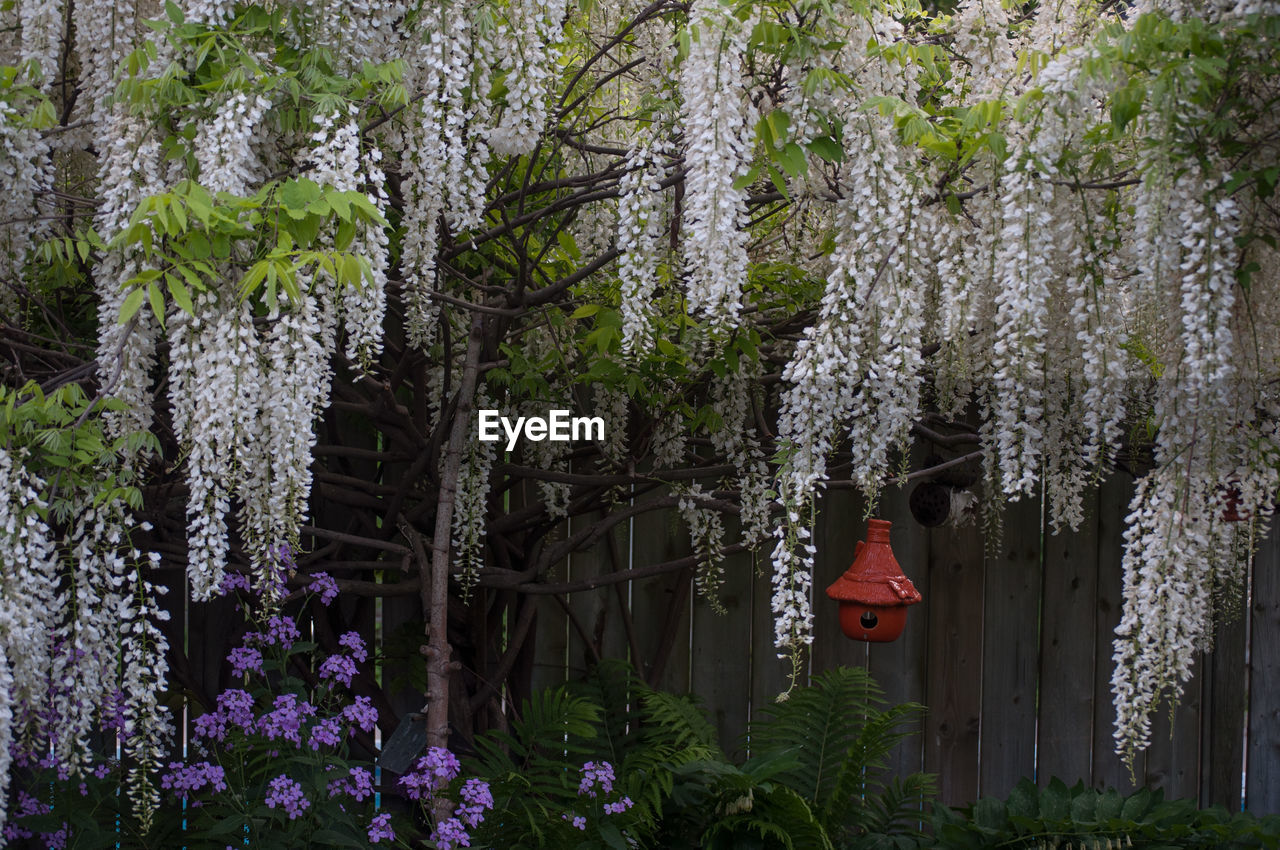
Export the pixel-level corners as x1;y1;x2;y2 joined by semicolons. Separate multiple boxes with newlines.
478;409;605;451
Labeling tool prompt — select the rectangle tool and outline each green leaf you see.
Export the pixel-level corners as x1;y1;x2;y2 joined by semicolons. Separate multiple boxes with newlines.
570;304;600;319
118;287;145;324
147;282;165;326
806;136;843;163
164;0;184;24
778;142;808;177
165;273;194;315
557;230;581;260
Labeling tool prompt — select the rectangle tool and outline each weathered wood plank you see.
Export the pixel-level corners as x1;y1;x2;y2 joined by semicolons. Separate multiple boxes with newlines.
1091;471;1142;792
1203;584;1247;809
631;491;692;694
980;493;1042;798
1039;487;1098;788
867;483;929;781
691;516;754;757
1247;521;1280;814
1145;655;1202;801
750;546;792;747
924;522;984;806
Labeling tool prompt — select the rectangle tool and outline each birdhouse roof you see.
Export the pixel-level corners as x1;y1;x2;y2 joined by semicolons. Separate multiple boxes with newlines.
824;523;922;606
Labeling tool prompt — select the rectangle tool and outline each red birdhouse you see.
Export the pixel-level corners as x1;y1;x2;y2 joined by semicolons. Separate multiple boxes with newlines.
825;519;922;642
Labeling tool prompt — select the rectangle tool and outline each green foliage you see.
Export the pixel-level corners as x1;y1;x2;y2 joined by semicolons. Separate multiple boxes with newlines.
0;382;155;522
659;667;933;849
923;778;1280;850
468;664;932;849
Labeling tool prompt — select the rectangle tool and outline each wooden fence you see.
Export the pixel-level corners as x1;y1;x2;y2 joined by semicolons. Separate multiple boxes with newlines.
159;467;1280;816
524;469;1280;814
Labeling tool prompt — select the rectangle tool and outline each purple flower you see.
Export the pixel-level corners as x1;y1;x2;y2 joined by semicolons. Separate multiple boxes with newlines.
432;816;471;849
455;778;494;827
196;688;256;741
259;694;317;746
367;812;395;844
258;615;301;649
338;631;367;662
328;767;374;801
604;796;634;815
161;761;228;797
399;747;461;800
228;646;263;678
42;824;67;850
319;654;357;687
308;717;342;751
92;763;111;779
342;696;378;734
562;813;587;831
264;774;310;820
578;761;614;797
218;572;251;596
308;572;339;606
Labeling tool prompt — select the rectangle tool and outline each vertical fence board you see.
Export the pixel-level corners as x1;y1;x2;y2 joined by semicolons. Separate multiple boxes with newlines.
750;547;790;745
1248;523;1280;814
980;495;1042;798
564;508;629;680
1091;471;1141;792
1145;656;1203;800
1204;589;1247;810
1039;487;1097;787
691;527;754;757
631;497;692;694
924;522;984;805
869;484;929;780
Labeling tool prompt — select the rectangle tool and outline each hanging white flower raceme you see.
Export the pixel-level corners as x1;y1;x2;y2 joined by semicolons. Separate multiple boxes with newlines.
678;0;754;327
73;0;136;127
0;98;51;322
618;144;670;353
489;0;567;156
0;450;60;760
1108;164;1272;760
18;0;65;87
679;484;728;612
452;392;498;597
194;91;272;196
400;1;495;349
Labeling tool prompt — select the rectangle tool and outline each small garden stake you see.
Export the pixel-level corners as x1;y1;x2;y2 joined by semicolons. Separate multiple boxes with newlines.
825;519;922;642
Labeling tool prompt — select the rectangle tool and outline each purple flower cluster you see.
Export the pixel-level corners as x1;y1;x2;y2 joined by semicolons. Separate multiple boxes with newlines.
367;812;395;844
563;813;587;831
456;778;494;826
319;653;357;687
578;760;615;797
264;774;310;820
219;571;251;596
253;614;301;649
228;645;264;678
399;747;460;800
327;767;374;801
433;816;472;850
307;572;339;606
161;761;228;797
604;796;634;815
342;696;378;734
3;791;50;841
194;689;256;741
259;694;317;746
308;716;342;750
339;631;368;662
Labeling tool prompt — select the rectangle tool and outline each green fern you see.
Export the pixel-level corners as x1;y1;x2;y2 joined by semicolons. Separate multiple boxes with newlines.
746;667;930;844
